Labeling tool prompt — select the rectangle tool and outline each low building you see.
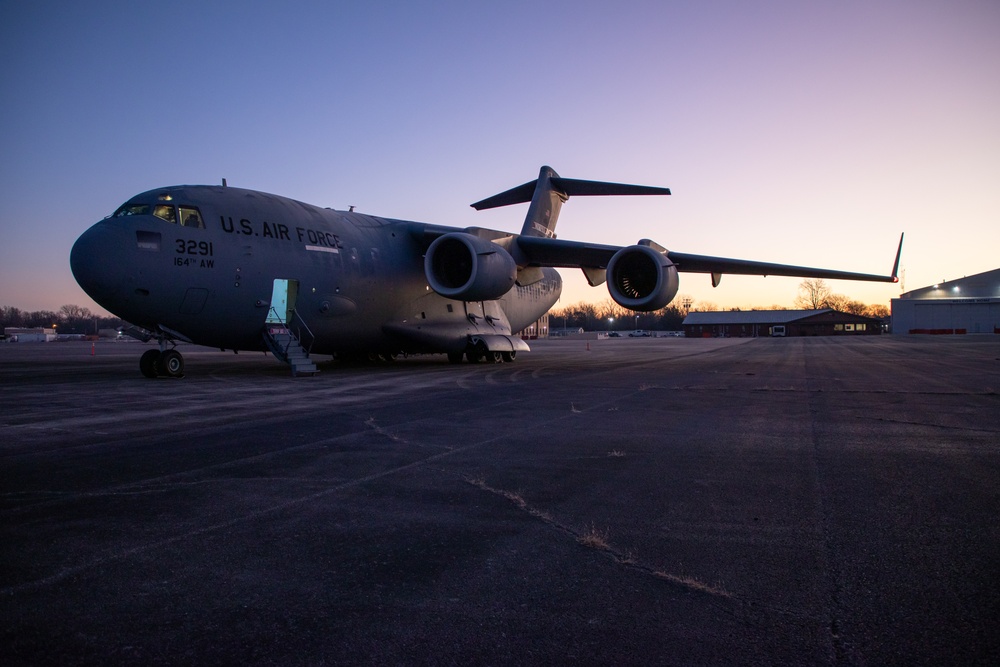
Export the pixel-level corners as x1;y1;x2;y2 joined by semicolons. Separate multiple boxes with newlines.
3;327;57;342
517;313;549;339
682;309;882;338
891;268;1000;335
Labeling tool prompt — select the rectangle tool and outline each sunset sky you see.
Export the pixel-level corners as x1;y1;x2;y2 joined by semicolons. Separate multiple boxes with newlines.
2;1;998;315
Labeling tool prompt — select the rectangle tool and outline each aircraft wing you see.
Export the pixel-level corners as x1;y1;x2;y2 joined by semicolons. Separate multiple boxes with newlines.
660;249;899;282
516;233;903;283
514;235;620;268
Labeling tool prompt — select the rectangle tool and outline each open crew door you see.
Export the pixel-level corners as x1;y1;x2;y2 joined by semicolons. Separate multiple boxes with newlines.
263;278;316;376
266;278;299;324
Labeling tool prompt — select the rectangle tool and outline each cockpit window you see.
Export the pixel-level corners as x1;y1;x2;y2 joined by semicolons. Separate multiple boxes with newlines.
114;203;150;217
112;199;203;229
153;205;176;224
179;206;204;228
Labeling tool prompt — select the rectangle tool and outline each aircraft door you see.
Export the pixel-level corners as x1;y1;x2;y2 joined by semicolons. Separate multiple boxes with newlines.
266;278;299;324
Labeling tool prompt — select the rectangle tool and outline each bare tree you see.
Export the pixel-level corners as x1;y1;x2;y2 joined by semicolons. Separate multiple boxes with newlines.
842;299;868;315
794;279;832;309
864;304;890;318
59;304;92;321
0;306;25;327
824;293;849;312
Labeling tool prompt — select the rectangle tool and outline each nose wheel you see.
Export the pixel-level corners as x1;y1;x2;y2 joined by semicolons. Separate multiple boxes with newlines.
139;348;185;378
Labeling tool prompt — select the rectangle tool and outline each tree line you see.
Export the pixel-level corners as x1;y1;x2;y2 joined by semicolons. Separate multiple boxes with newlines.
0;305;124;335
550;280;890;332
550;300;690;332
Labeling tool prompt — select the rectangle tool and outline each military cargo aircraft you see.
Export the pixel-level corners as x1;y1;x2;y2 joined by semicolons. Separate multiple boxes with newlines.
71;166;902;377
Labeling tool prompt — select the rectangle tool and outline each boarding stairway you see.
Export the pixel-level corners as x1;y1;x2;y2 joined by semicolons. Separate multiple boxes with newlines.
263;308;318;377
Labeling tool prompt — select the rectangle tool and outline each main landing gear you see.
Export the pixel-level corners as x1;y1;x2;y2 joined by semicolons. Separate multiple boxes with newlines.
139;348;184;378
448;342;517;364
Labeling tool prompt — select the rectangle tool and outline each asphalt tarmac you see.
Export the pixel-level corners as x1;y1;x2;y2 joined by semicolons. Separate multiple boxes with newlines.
2;336;998;665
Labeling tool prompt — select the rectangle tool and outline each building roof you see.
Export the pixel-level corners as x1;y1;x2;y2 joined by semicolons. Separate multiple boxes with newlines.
898;267;1000;300
683;309;832;326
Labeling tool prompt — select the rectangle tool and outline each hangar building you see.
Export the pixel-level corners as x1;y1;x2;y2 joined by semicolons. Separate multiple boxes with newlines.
891;268;1000;335
682;309;882;338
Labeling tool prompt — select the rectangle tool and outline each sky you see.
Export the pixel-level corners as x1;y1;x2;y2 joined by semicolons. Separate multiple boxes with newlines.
2;0;998;316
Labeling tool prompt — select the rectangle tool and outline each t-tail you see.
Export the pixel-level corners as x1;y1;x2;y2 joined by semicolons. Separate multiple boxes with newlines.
471;165;672;240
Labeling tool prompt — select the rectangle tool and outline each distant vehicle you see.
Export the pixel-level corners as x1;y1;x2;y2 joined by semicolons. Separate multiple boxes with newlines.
607;332;622;338
771;325;786;337
71;165;901;378
628;330;651;337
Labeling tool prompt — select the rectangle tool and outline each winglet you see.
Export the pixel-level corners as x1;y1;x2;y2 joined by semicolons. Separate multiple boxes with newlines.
891;233;904;282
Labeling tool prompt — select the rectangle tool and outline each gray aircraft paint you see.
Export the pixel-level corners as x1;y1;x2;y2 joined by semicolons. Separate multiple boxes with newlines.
71;166;901;376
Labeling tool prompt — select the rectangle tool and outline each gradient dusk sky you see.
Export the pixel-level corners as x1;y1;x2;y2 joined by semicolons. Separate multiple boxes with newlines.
2;1;998;315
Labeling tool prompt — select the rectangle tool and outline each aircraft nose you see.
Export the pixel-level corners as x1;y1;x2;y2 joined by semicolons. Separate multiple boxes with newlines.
71;222;124;305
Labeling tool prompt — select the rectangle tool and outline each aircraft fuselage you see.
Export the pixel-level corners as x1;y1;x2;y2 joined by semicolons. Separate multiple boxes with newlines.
71;185;561;358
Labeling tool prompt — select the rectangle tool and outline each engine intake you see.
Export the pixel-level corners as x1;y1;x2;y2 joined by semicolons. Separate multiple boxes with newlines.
607;244;679;311
425;233;517;302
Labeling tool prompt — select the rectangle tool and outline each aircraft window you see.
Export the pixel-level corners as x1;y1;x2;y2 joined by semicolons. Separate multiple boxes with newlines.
179;206;204;228
114;203;150;217
153;205;177;224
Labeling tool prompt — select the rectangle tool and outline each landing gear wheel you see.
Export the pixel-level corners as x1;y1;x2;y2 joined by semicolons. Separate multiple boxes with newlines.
501;351;516;363
159;349;184;377
139;349;161;378
489;351;503;364
447;351;464;364
466;344;486;364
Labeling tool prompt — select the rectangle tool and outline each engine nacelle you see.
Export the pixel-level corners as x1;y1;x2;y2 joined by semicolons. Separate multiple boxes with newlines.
425;233;517;302
607;244;680;311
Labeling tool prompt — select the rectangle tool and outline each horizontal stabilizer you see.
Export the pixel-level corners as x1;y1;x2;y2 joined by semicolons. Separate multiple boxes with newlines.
471;173;670;211
471;181;537;211
472;166;672;242
550;177;671;199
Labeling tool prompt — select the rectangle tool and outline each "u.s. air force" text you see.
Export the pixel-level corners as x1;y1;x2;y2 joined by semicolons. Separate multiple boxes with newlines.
219;216;343;249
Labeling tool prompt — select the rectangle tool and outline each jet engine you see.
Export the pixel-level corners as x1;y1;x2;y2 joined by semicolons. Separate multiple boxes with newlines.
607;244;679;311
425;233;517;302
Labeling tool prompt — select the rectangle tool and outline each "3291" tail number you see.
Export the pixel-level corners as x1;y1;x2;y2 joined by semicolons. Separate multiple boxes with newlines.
176;239;214;256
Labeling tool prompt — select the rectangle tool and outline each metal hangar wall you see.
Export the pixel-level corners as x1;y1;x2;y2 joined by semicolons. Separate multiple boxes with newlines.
891;268;1000;335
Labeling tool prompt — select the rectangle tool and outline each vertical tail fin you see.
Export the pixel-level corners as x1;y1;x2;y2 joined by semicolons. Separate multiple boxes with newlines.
470;165;671;240
470;166;566;239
